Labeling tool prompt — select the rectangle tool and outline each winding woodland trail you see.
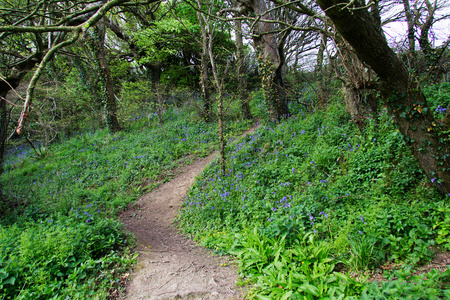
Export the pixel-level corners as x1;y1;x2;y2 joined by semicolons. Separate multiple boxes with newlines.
120;126;259;300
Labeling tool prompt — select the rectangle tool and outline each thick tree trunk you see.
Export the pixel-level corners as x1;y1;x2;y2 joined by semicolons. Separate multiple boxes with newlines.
316;0;450;195
342;84;365;130
235;16;252;120
335;35;378;129
252;0;289;122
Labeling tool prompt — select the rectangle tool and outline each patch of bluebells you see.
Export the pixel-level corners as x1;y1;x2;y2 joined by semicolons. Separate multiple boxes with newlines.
436;105;447;114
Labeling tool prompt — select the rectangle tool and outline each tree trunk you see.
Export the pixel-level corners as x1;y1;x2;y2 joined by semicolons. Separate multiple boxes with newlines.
252;0;289;122
342;84;374;131
204;12;226;174
198;2;212;123
402;0;415;54
315;33;328;107
316;0;450;195
335;35;378;130
0;53;41;175
85;23;120;133
235;15;252;120
0;90;9;176
94;25;121;133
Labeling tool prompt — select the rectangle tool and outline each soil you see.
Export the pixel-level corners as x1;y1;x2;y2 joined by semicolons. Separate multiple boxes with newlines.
120;126;259;300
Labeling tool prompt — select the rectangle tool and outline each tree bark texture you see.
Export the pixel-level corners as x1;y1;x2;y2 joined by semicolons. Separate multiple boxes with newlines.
336;36;378;130
251;0;289;121
198;2;212;123
90;25;121;133
402;0;415;54
315;33;328;107
316;0;450;195
235;16;252;120
205;18;226;174
0;91;9;175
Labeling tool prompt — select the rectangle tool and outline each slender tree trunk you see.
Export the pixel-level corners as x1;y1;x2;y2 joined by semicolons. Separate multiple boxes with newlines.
0;91;9;176
315;33;328;107
204;12;226;173
316;0;450;195
197;1;212;122
417;0;442;83
147;63;165;124
403;0;415;54
235;15;252;120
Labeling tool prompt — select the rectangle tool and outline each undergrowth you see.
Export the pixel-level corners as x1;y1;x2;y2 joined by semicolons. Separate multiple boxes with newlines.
178;94;450;298
0;106;252;299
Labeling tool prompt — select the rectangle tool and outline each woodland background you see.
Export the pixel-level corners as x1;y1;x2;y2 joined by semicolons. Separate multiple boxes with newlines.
1;0;450;298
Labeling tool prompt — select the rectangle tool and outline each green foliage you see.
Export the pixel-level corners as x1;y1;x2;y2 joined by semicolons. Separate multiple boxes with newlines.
1;107;253;299
361;267;450;299
133;17;197;65
179;100;450;298
232;231;364;299
0;204;136;299
2;108;227;220
433;205;450;250
423;82;450;120
249;90;267;120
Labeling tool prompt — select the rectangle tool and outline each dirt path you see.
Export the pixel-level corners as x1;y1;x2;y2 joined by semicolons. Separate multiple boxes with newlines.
120;126;259;300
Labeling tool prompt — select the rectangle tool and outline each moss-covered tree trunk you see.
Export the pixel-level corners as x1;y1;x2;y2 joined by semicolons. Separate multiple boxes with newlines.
252;0;289;122
316;0;450;195
88;23;121;133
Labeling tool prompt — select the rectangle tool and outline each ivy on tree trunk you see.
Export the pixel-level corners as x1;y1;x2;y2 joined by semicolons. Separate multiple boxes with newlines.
316;0;450;195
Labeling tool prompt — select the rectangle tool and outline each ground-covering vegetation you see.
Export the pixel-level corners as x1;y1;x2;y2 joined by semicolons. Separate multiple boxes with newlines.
1;0;450;299
178;83;450;298
0;106;252;299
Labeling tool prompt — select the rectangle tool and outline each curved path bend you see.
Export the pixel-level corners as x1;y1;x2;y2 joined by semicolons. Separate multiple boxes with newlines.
120;126;259;300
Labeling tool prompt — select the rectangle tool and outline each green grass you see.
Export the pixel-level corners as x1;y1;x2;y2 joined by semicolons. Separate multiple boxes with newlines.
0;106;253;299
178;97;450;298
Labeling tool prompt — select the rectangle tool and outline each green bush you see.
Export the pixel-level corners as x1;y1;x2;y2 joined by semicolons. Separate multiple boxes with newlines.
0;204;135;299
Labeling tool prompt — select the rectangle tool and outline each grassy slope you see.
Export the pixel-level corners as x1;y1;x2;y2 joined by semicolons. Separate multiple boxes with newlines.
1;82;448;299
0;107;252;299
178;93;450;298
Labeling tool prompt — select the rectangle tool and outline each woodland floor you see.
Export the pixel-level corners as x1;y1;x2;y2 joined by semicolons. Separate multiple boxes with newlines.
118;122;450;299
119;126;259;300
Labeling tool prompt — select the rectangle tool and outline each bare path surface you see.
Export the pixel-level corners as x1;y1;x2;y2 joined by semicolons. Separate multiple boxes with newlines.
120;126;259;300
